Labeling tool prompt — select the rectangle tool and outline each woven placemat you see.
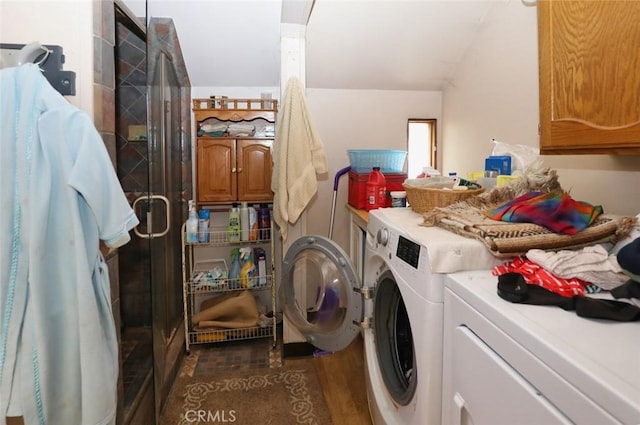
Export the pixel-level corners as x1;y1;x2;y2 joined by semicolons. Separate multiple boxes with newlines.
435;213;633;257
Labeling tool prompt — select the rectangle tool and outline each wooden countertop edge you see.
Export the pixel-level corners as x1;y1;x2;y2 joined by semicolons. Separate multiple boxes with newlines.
346;204;369;224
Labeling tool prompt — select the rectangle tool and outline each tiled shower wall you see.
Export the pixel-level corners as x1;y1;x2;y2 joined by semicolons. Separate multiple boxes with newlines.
92;1;124;423
115;20;151;328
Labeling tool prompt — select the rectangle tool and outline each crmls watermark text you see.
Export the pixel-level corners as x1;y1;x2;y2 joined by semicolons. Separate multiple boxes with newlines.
184;409;237;423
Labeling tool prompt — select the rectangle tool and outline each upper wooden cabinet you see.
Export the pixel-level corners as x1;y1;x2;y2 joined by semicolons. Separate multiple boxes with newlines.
538;0;640;154
197;138;273;204
193;98;277;205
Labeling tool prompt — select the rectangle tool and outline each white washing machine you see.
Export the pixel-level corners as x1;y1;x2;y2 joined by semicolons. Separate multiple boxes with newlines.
280;207;503;424
361;209;443;424
443;270;640;425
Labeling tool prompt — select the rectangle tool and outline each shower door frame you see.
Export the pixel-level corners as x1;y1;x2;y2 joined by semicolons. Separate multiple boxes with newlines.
146;16;192;423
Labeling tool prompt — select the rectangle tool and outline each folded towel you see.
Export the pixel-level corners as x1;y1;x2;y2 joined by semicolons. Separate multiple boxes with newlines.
226;124;254;136
227;129;255;137
201;123;227;132
198;130;226;137
228;123;255;131
526;245;628;289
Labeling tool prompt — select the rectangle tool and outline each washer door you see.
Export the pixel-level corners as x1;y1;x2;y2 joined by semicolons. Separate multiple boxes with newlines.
281;235;363;352
374;270;417;406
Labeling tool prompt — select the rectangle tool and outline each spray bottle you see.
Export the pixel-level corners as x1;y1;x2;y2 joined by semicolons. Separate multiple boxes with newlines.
239;247;257;288
186;200;198;243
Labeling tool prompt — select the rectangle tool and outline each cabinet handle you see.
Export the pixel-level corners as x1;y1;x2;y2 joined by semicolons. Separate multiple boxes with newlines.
232;167;237;173
237;167;242;173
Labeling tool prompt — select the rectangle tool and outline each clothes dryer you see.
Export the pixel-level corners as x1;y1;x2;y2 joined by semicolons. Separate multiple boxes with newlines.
443;270;640;425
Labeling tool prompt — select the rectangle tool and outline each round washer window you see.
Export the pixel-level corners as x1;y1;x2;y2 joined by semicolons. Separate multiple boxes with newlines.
373;271;417;406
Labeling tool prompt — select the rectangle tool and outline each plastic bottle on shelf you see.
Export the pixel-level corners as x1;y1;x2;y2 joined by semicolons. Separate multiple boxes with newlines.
258;204;270;240
186;200;198;243
198;209;210;243
248;205;258;241
228;203;241;243
254;247;267;286
240;202;250;241
239;247;257;288
229;247;241;289
365;167;387;211
448;171;459;188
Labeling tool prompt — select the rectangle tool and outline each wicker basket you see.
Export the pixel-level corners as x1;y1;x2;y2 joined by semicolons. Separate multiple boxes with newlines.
403;183;484;213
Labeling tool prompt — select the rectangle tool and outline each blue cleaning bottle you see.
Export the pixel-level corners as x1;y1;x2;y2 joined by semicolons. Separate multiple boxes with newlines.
198;209;210;243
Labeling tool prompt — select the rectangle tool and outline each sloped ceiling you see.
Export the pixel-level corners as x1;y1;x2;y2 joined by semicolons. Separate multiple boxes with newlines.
140;0;495;91
306;0;494;90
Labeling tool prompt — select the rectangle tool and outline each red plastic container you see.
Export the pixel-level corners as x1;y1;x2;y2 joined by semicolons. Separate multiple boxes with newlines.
348;170;407;209
365;167;387;211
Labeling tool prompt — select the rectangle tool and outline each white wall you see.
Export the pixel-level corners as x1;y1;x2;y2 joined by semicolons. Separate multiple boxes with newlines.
306;88;443;251
443;0;640;216
0;0;94;113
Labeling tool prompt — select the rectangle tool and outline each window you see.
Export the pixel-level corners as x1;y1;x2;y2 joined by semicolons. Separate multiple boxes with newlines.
407;119;436;178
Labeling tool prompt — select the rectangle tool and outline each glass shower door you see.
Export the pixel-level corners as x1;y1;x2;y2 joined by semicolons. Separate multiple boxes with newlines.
146;51;185;423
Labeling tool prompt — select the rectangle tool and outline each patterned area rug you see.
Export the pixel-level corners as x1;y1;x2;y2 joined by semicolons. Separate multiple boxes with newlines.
160;364;333;425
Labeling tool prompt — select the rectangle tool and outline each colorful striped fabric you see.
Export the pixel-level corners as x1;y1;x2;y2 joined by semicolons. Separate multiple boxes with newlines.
486;191;603;235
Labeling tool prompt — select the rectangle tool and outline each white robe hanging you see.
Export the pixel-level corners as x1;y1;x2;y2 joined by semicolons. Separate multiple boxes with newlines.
0;64;138;425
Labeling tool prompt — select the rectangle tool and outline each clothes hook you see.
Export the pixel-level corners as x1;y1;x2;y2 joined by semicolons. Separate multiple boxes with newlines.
17;41;52;67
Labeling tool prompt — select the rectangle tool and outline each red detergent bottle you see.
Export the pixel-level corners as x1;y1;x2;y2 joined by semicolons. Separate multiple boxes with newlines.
366;167;387;211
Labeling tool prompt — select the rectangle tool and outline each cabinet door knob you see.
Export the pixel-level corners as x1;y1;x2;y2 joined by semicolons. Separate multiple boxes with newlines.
237;168;242;173
232;167;237;173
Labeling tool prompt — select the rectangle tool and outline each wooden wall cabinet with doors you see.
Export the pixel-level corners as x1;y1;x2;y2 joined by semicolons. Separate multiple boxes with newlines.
193;98;278;204
538;0;640;154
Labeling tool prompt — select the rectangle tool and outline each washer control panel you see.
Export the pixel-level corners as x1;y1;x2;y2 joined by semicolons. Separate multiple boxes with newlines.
396;235;420;269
